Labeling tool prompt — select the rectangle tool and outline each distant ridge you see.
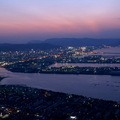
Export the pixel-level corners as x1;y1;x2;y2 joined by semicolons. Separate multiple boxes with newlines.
29;38;120;47
28;40;42;44
0;43;59;51
44;38;120;47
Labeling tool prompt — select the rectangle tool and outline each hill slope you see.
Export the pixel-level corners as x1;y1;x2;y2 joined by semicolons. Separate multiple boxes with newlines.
0;43;59;51
44;38;120;47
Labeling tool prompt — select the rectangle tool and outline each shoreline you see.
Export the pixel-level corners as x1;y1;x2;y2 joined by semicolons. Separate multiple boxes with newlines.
4;66;120;76
0;67;120;102
4;70;120;76
0;84;120;120
0;76;7;82
1;83;120;102
1;84;119;103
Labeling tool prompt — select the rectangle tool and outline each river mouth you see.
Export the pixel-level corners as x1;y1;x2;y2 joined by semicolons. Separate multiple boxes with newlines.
0;67;120;102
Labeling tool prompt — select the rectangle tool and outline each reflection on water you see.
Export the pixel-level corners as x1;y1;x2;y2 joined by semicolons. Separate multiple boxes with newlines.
49;63;120;67
0;68;120;101
93;46;120;54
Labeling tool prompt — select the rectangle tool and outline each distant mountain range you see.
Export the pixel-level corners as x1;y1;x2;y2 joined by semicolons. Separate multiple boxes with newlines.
0;38;120;51
29;38;120;47
0;43;59;51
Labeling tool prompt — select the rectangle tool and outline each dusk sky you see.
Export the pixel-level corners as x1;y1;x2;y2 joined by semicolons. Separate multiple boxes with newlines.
0;0;120;43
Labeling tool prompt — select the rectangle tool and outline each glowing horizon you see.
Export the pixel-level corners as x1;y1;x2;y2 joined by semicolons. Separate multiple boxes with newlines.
0;0;120;43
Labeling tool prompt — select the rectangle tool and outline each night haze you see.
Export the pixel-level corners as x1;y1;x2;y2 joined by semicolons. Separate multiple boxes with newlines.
0;1;120;119
0;0;120;43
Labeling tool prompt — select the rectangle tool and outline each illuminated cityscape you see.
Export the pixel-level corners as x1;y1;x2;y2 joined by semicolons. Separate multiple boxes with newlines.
0;0;120;119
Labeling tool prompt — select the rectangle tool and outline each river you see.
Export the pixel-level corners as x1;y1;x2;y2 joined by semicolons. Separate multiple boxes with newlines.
0;67;120;102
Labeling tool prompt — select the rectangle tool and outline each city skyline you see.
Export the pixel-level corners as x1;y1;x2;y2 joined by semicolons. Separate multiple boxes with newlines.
0;0;120;43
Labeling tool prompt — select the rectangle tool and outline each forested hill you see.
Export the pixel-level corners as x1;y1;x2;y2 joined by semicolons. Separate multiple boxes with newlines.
29;38;120;47
0;43;59;51
44;38;120;47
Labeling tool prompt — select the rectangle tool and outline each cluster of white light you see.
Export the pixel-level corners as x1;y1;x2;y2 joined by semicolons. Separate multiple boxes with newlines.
70;116;77;119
